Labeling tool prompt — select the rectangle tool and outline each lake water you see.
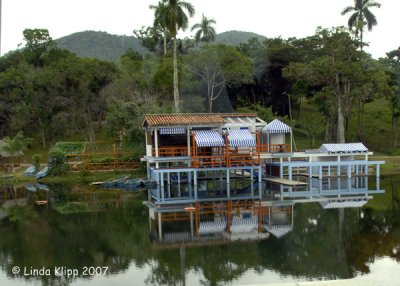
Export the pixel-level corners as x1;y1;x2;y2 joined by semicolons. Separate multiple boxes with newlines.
0;176;399;286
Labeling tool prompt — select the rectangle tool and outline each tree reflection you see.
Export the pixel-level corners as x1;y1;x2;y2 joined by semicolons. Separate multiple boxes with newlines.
0;181;399;285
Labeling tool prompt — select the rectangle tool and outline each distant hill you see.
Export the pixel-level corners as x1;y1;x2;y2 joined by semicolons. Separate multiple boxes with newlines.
215;30;266;46
55;30;267;61
55;31;147;61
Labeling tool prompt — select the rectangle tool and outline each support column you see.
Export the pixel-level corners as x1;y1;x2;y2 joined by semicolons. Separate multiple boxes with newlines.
194;170;198;200
188;171;192;198
226;169;230;199
280;157;283;179
155;128;159;169
167;172;171;198
178;172;181;197
158;212;162;241
337;156;341;176
258;166;262;199
156;172;161;201
187;128;191;156
160;172;164;202
347;164;351;179
251;168;254;197
190;211;194;238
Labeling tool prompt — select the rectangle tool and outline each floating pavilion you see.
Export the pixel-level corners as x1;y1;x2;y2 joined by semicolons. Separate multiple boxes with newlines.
141;113;384;242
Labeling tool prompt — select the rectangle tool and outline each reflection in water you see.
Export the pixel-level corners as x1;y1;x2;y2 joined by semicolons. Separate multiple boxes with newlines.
0;177;399;286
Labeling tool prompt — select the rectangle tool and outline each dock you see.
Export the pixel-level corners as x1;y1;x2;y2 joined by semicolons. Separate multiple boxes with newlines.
263;177;307;186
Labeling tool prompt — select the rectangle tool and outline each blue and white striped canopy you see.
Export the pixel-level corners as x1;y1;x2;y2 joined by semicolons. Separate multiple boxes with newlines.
194;130;225;147
228;129;256;147
262;119;291;134
319;143;368;154
159;127;186;135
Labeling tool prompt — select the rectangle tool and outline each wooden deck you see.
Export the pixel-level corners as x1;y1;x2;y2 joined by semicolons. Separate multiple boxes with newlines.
263;177;307;186
294;173;369;178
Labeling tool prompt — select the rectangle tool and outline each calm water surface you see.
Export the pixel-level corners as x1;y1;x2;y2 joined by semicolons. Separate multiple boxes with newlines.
0;176;399;286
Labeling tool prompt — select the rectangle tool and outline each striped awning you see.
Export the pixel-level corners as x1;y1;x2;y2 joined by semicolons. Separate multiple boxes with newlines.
320;199;368;209
319;143;368;154
262;119;291;134
194;130;225;147
265;225;293;238
228;129;256;147
159;127;186;135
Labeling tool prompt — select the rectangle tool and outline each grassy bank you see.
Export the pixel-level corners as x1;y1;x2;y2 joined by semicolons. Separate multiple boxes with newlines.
0;165;146;186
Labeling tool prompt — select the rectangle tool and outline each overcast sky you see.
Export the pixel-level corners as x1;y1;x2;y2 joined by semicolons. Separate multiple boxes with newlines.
1;0;398;58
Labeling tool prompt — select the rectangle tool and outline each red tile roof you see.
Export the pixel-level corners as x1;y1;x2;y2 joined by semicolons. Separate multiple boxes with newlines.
143;113;257;127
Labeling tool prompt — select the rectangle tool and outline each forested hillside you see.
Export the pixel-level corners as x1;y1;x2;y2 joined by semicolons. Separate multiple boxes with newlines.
54;30;266;61
215;31;266;46
55;31;148;61
1;0;399;156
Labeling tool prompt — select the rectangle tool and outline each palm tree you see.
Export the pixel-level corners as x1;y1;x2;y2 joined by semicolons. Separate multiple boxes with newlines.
341;0;381;50
149;1;168;55
191;14;216;44
1;131;29;171
163;0;195;113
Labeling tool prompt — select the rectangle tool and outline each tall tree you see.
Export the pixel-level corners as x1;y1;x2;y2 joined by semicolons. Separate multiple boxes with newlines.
384;48;400;147
22;28;54;66
191;14;216;44
162;0;195;113
149;1;168;55
284;28;363;143
341;0;381;50
184;44;253;112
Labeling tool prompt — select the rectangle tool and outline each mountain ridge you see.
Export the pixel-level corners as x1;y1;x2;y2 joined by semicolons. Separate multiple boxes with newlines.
55;30;267;61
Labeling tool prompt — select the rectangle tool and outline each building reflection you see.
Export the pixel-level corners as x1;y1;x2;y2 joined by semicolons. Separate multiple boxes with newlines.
148;176;381;246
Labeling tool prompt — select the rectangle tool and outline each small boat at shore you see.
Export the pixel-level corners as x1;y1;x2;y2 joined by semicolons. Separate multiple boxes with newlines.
35;166;49;179
101;175;131;188
24;165;36;176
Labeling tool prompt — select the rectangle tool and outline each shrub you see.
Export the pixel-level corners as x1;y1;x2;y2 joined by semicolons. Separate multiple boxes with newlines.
32;154;41;172
52;142;84;154
48;148;70;176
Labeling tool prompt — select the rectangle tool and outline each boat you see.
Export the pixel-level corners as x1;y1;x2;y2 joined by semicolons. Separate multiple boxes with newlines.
143;179;157;189
102;175;131;188
24;165;36;176
24;184;37;192
124;178;145;189
35;183;50;191
35;166;49;179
